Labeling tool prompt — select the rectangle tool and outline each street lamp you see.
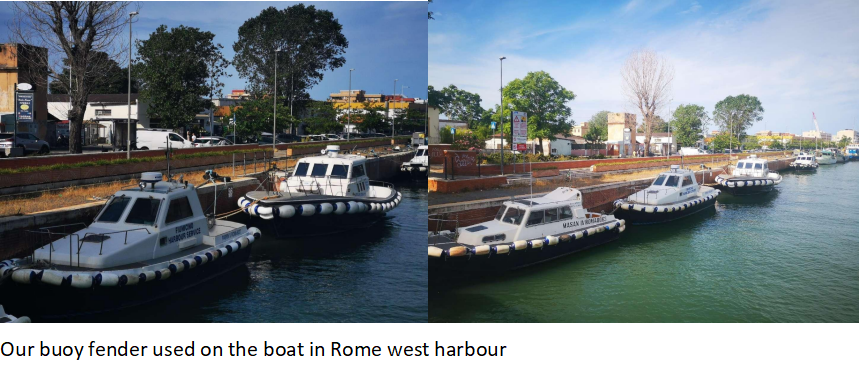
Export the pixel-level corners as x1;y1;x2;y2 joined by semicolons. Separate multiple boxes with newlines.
127;11;138;159
500;56;506;175
392;79;397;139
347;68;354;141
273;47;282;152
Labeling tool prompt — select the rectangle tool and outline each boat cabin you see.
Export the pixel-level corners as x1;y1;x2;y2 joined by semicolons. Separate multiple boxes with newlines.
32;172;244;269
411;145;428;165
283;145;370;197
732;155;770;177
456;187;610;246
627;165;700;205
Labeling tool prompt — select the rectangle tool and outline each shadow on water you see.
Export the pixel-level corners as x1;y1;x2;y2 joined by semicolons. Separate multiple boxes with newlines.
715;188;781;206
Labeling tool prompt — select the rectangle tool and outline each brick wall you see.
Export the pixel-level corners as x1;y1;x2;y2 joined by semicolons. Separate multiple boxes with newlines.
429;144;451;164
428;176;507;193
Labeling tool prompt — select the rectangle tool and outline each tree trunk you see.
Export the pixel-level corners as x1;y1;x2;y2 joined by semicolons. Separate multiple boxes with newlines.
68;99;87;154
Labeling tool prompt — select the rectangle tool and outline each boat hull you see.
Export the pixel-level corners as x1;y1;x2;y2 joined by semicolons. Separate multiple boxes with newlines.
258;211;387;237
428;225;621;283
719;183;775;196
613;197;716;225
0;246;251;320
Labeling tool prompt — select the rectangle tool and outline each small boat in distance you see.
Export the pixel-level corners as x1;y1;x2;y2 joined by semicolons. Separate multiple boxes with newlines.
239;145;402;237
816;149;838;165
846;144;859;161
401;144;428;178
790;153;819;171
428;187;625;282
0;171;261;319
613;165;720;225
715;155;783;195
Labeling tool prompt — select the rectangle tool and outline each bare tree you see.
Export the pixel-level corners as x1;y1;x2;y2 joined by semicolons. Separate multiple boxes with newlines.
10;1;135;154
621;49;674;156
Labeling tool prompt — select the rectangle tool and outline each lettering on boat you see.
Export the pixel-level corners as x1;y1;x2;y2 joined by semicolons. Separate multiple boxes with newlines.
167;223;201;244
562;216;607;228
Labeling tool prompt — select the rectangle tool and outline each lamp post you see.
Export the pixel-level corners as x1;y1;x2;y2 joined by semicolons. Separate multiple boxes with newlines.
347;68;354;141
499;56;506;175
391;79;397;139
127;11;138;159
273;47;281;152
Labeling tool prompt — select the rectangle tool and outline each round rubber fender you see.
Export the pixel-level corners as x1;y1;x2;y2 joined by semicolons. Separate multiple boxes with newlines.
184;257;197;269
169;261;185;274
209;249;221;261
141;270;157;283
237;197;247;209
240;236;250;249
194;253;208;266
245;234;256;245
318;203;334;215
513;240;528;250
334;202;347;215
120;272;140;286
560;234;571;242
474;245;491;255
619;225;626;233
12;269;37;284
428;246;443;257
359;202;369;212
586;227;597;236
495;244;511;254
299;204;315;216
274;205;294;218
95;272;119;287
346;201;358;214
529;239;543;249
596;226;605;233
546;236;559;246
574;231;584;240
156;268;171;281
448;246;468;257
217;247;228;258
604;224;613;231
259;213;274;220
618;219;625;227
366;203;376;213
41;269;65;286
249;227;261;238
256;206;273;215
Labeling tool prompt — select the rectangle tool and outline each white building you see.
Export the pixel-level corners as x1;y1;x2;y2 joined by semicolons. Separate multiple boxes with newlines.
832;129;858;143
802;130;832;141
636;132;676;155
47;94;147;147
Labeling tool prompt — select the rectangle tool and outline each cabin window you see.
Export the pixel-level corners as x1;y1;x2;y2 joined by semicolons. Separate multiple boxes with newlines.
501;208;525;225
544;208;559;223
736;162;743;169
330;165;349;179
165;197;194;224
526;210;545;226
754;163;762;169
494;207;506;221
665;175;680;187
96;196;131;223
560;206;573;220
744;163;753;169
294;162;310;177
682;176;694;186
125;198;161;226
415;149;425;157
653;175;667;186
311;164;328;177
482;234;506;243
352;164;366;179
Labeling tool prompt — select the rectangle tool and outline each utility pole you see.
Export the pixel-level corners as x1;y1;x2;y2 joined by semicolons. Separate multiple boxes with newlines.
500;56;506;175
392;79;397;139
347;68;354;141
401;85;408;136
127;11;138;159
273;48;281;152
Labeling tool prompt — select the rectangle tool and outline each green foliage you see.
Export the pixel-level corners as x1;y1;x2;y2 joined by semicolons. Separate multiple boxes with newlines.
50;52;138;94
232;5;347;99
768;139;783;150
669;104;709;147
136;25;229;129
355;102;389;133
742;135;760;150
837;136;851;149
428;85;449;108
438;84;483;127
231;97;295;138
503;71;575;155
584;111;610;146
710;132;734;151
303;101;342;135
440;126;454;144
451;130;482;150
713;94;764;139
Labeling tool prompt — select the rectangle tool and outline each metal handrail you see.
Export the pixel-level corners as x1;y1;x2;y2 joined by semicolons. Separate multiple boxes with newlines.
79;228;152;255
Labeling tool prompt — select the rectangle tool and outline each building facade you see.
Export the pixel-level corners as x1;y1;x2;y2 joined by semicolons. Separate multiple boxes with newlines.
832;129;858;143
0;43;49;137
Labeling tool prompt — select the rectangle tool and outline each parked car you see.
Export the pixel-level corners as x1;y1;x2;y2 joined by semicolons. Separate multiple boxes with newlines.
0;132;50;155
324;134;342;141
303;135;327;142
136;129;192;150
257;136;289;146
192;136;233;147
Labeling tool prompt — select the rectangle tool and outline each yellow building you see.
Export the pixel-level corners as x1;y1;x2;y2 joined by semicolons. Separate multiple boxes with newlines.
0;43;48;134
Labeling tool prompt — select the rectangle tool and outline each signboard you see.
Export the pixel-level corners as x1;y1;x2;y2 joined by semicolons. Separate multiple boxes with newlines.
16;92;34;123
490;121;496;130
451;128;455;135
512;111;527;151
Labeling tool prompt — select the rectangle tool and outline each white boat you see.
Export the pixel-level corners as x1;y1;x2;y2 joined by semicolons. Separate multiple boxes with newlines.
790;152;819;171
239;145;402;237
428;187;625;280
400;145;428;178
816;149;838;165
613;165;720;224
846;144;859;161
715;155;782;195
0;171;260;319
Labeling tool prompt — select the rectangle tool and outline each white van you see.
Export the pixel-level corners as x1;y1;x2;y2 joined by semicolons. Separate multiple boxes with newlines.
136;129;192;150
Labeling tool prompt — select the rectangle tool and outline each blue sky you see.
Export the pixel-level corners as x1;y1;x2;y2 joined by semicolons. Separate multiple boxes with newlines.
430;0;859;135
0;1;428;100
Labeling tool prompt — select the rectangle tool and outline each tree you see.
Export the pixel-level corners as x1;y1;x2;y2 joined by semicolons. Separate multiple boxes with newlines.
621;49;674;156
742;135;760;150
710;132;733;152
49;52;138;94
355;102;388;133
438;84;483;127
584;123;607;147
231;97;294;139
428;85;450;109
768;139;782;150
233;5;348;106
428;0;434;20
136;25;229;130
712;94;764;148
669;104;709;147
303;101;342;135
503;71;576;155
837;135;851;149
11;1;136;153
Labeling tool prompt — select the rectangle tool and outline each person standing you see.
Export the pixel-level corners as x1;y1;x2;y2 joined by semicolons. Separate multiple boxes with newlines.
191;133;197;142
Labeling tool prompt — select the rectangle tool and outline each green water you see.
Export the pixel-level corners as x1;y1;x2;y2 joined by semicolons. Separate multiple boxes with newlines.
429;163;859;323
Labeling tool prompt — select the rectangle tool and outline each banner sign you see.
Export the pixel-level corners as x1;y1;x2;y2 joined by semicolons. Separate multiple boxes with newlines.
16;92;34;123
512;111;527;151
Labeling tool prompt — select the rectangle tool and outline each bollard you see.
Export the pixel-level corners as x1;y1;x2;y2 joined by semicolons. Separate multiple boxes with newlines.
477;151;481;177
443;157;448;181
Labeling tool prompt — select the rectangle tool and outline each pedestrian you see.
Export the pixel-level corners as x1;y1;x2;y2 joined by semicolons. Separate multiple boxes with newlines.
192;133;197;142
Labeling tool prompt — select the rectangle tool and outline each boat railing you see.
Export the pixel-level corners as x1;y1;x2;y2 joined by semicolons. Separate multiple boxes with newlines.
26;223;88;267
428;213;460;245
80;228;152;256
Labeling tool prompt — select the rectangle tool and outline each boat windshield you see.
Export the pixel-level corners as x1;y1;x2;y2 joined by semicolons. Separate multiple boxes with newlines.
294;162;309;177
652;174;667;186
501;207;525;225
736;162;743;169
97;196;131;223
494;206;506;221
415;149;425;157
330;165;349;179
744;163;753;169
125;198;161;226
664;175;680;188
311;164;328;177
754;163;763;169
352;164;366;179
